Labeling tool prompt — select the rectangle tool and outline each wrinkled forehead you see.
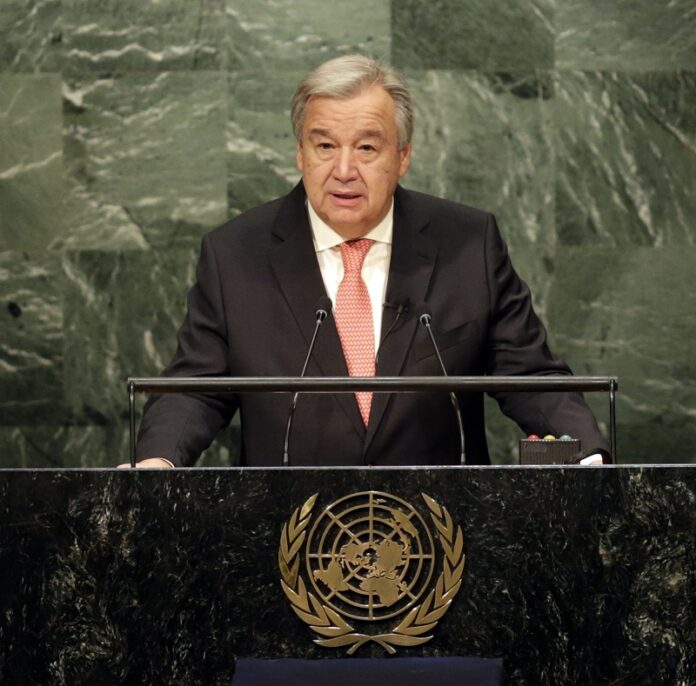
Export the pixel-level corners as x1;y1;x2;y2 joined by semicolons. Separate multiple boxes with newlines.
301;86;399;136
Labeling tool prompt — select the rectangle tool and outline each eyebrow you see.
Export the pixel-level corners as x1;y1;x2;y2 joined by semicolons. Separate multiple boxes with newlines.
309;128;332;138
356;128;386;140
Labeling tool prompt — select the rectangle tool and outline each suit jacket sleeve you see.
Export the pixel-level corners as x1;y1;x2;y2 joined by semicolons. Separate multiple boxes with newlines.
135;234;237;466
483;214;610;458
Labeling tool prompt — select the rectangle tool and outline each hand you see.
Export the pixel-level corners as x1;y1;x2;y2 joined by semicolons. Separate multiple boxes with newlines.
117;458;174;469
579;453;604;466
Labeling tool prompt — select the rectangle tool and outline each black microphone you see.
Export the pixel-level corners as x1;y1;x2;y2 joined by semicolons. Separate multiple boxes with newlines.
376;296;411;364
416;304;467;465
282;296;331;466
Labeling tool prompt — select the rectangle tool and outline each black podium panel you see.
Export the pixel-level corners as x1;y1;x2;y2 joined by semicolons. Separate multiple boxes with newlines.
232;657;504;685
1;466;695;685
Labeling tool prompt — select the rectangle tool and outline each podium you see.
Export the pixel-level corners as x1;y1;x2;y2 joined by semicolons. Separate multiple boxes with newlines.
1;465;694;685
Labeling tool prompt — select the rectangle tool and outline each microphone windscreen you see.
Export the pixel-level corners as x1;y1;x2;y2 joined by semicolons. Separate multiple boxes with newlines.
316;295;332;319
383;295;411;312
414;302;432;319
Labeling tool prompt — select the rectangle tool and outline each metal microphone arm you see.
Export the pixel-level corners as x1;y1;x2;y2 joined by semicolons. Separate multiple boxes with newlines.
282;303;329;467
419;313;467;466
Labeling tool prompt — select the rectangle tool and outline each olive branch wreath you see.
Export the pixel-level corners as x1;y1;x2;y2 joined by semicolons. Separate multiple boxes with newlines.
278;492;465;655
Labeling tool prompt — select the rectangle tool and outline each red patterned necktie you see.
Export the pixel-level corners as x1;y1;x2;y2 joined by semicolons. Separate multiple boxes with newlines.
334;239;375;426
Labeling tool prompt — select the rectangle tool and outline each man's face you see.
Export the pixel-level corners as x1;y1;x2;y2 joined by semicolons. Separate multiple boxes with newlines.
296;85;412;240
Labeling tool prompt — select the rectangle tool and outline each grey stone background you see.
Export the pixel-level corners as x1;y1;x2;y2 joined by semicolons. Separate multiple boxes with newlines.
1;0;694;467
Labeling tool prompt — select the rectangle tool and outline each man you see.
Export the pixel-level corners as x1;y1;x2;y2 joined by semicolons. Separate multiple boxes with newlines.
128;55;609;469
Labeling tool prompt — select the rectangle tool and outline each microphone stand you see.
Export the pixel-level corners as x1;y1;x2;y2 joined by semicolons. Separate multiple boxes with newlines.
419;312;467;466
282;301;330;466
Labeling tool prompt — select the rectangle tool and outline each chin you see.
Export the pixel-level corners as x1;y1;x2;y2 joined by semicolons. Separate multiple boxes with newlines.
326;209;365;226
332;218;370;237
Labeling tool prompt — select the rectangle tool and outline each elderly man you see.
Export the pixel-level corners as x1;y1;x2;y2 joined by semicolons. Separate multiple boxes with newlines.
129;55;609;468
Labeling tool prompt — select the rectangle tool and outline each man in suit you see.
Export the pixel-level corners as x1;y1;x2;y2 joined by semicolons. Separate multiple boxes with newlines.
129;55;609;468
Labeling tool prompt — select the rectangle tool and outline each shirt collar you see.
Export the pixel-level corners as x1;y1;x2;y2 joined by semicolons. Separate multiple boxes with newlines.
307;199;394;253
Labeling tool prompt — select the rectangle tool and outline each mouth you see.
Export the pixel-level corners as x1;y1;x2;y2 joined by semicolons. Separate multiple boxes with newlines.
329;190;363;207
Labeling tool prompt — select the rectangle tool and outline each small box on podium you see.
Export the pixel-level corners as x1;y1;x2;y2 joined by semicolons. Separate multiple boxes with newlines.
519;435;581;464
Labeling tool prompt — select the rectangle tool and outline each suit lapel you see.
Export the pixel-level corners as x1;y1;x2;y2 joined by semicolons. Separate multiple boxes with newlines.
364;187;437;452
268;183;365;439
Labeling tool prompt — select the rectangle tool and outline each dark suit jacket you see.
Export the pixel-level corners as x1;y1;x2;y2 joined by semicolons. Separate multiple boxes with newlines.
136;182;609;466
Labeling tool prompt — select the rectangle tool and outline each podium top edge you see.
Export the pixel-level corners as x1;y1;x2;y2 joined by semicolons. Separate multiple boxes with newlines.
1;464;692;473
126;375;619;393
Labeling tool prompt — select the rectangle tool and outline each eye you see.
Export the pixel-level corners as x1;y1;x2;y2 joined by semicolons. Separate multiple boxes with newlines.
359;144;376;152
317;142;334;150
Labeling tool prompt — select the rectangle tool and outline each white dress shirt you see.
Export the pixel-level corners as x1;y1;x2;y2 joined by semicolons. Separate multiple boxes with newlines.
306;200;393;347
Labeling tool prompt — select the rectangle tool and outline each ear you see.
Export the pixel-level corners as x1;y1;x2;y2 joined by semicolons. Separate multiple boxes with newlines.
296;142;304;173
398;143;412;178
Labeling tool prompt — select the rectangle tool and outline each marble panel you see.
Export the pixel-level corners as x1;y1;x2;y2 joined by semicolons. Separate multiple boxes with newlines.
547;246;696;464
227;69;300;216
62;71;228;250
554;71;696;247
557;0;696;71
406;70;556;310
226;0;390;73
50;176;150;252
61;0;226;73
392;0;554;70
0;251;64;427
62;248;196;424
1;467;695;682
0;0;61;72
0;74;64;254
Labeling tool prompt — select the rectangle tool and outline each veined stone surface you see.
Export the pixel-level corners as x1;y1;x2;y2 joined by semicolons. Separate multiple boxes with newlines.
62;0;227;72
393;0;554;70
0;251;64;427
0;0;61;72
1;467;695;682
554;71;696;246
556;0;696;70
62;248;197;424
548;246;696;463
226;67;300;215
0;74;64;254
226;0;390;72
62;71;228;250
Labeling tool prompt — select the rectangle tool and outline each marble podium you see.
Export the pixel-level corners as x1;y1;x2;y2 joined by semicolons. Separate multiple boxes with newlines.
1;466;694;685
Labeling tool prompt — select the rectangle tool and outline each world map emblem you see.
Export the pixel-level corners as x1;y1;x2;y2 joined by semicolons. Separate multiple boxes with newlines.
278;491;466;654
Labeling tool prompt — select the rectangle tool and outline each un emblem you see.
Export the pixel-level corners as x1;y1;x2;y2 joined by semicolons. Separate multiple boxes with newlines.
278;491;465;654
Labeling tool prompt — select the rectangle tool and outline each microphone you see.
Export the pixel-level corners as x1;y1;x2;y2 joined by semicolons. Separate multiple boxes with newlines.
376;296;411;364
282;296;331;466
416;304;467;465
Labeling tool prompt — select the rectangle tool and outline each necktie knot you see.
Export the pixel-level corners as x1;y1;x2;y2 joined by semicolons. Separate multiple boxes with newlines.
340;239;373;273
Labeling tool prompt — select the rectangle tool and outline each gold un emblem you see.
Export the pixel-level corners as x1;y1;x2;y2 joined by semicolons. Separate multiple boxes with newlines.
278;491;465;654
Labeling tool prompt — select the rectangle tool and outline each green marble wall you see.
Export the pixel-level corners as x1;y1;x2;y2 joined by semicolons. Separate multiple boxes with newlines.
1;1;694;467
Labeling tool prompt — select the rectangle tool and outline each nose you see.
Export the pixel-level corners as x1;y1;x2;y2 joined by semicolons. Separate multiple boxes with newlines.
333;146;358;183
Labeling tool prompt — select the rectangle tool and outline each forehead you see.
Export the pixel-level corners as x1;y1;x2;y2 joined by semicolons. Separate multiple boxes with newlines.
303;85;398;136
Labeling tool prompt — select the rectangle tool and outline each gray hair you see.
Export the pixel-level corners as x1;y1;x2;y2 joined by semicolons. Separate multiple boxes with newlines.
291;55;413;150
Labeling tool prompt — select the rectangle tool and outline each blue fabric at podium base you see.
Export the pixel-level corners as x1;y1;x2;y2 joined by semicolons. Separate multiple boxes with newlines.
232;657;504;686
